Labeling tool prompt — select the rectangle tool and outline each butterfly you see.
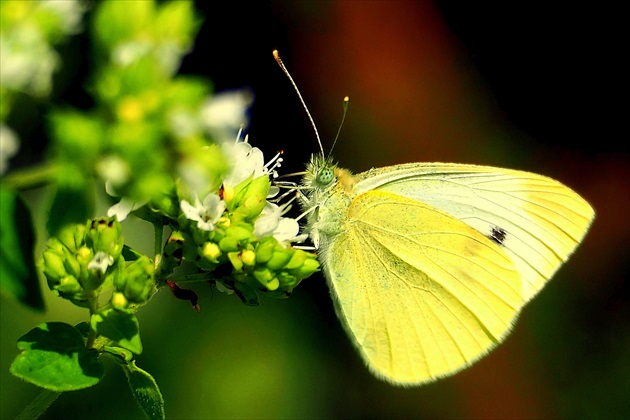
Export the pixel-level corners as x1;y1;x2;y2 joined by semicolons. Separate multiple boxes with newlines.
273;50;595;385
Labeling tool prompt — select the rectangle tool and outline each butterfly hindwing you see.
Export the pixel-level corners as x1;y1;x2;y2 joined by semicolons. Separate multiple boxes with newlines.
322;190;524;385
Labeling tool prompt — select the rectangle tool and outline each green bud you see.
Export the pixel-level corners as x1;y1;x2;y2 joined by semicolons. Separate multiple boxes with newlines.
241;249;256;266
224;223;254;241
85;254;123;292
85;217;124;259
219;224;254;252
252;268;280;291
277;272;298;289
62;249;82;279
254;237;277;264
56;224;86;253
153;193;179;219
111;291;128;310
292;254;320;279
267;247;293;271
266;277;280;291
229;175;271;221
227;252;243;272
284;249;308;270
202;242;221;261
219;236;240;253
118;256;156;304
55;275;83;296
42;249;67;282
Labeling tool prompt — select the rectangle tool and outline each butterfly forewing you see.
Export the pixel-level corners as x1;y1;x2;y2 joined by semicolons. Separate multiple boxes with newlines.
323;190;524;385
354;163;595;301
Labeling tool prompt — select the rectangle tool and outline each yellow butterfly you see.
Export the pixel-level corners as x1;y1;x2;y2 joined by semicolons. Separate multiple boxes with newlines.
274;51;595;386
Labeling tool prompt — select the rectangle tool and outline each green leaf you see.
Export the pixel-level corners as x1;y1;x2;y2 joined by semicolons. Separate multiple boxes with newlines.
233;282;260;307
0;185;45;311
46;164;93;236
122;244;143;261
10;322;104;391
123;361;165;420
91;309;143;354
102;346;134;364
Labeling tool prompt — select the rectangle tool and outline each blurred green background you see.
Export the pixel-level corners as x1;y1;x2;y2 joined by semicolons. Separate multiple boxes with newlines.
1;1;628;419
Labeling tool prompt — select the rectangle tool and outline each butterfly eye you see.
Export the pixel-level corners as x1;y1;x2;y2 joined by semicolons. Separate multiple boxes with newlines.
317;167;335;186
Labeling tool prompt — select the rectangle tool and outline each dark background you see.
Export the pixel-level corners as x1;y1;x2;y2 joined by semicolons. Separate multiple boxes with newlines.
1;1;628;419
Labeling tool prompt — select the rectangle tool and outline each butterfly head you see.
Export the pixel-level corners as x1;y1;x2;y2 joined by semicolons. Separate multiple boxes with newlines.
303;154;336;191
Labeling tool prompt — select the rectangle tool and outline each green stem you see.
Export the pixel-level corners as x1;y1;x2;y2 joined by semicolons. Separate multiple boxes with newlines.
153;222;163;261
15;389;61;420
2;162;59;190
152;222;166;281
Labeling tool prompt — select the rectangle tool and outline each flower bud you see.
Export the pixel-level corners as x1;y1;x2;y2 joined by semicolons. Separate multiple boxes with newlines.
55;275;83;296
241;249;256;266
111;291;128;310
254;237;277;264
252;267;280;291
229;176;270;222
266;247;293;271
85;217;124;260
291;254;320;279
42;249;68;282
116;256;156;305
219;223;254;252
56;223;86;253
202;241;221;262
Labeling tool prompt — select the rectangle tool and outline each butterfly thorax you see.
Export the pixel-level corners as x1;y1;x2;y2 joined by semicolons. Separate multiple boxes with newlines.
301;155;356;248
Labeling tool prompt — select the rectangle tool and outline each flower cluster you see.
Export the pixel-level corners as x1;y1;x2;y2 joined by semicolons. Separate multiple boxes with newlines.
42;217;158;311
174;138;319;305
6;1;321;412
37;0;319;310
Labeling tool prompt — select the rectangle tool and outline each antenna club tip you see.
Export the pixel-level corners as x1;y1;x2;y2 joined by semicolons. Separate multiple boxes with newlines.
343;96;350;102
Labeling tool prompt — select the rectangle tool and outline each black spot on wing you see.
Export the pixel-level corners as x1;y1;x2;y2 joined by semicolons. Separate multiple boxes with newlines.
489;226;507;245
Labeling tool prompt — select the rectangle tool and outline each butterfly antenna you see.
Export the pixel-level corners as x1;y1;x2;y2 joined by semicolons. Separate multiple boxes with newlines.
327;96;349;157
273;50;325;157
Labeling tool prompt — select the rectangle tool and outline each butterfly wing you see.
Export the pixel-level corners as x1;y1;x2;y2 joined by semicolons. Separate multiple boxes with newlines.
353;163;595;301
323;190;524;385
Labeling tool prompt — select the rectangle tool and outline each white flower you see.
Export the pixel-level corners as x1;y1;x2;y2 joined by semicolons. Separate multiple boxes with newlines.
0;124;19;175
254;202;300;243
201;89;254;142
180;193;226;231
104;175;147;222
107;196;147;222
222;139;267;189
88;251;114;274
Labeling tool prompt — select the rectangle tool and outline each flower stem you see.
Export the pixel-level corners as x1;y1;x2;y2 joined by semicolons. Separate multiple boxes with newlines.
153;222;163;262
15;389;61;420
